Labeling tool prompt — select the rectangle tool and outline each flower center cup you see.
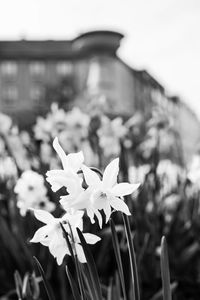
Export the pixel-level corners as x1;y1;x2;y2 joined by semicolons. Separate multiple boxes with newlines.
91;190;108;210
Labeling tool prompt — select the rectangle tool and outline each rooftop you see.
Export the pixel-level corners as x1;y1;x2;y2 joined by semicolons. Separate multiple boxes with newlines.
0;30;124;59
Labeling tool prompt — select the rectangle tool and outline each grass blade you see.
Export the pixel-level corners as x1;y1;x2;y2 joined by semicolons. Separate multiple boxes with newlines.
160;236;172;300
150;282;177;300
110;219;127;300
122;213;140;300
77;228;103;300
14;271;23;300
113;272;121;300
80;267;95;300
66;266;82;300
60;223;75;263
106;278;113;300
60;223;86;300
33;256;55;300
22;273;31;299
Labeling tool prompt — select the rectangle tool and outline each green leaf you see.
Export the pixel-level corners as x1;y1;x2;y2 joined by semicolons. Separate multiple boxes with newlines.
77;228;103;300
110;219;127;300
33;256;55;300
160;236;172;300
66;266;82;300
150;282;177;300
22;273;31;299
14;271;23;300
60;223;85;300
80;266;96;300
106;278;113;300
113;272;121;300
122;213;140;300
60;223;75;263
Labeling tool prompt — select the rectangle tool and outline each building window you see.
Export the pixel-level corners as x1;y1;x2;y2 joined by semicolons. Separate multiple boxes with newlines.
30;86;44;103
29;62;45;76
1;61;18;76
56;61;72;76
2;86;18;104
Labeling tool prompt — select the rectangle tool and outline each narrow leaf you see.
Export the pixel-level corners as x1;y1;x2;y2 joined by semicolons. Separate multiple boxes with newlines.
160;236;172;300
22;273;31;299
81;267;95;300
110;219;127;300
14;271;23;300
106;278;113;300
33;256;55;300
60;223;85;300
150;282;177;300
60;223;75;263
66;266;82;300
122;214;140;300
113;272;121;300
77;228;103;300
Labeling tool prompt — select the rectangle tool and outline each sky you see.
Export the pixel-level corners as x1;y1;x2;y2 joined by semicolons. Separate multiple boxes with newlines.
0;0;200;117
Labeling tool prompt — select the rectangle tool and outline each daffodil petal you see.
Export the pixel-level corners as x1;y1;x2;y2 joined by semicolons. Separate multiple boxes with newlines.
86;208;95;224
102;158;119;188
53;137;69;170
103;202;111;223
46;175;68;192
111;183;140;197
31;209;55;224
30;225;51;243
110;198;131;215
46;170;67;177
94;209;103;228
62;211;84;231
82;165;100;187
83;233;101;244
49;235;69;265
47;172;81;194
60;188;91;211
67;151;84;172
40;237;51;247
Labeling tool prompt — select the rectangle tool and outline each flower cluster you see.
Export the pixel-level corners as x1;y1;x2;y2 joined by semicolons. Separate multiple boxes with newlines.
14;170;55;216
34;104;89;153
97;116;127;158
30;137;140;265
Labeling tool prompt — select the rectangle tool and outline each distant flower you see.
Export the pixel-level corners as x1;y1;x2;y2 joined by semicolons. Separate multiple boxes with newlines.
59;108;90;153
65;107;89;129
14;170;55;216
30;209;100;265
0;113;12;135
187;154;200;186
98;117;127;157
34;105;90;153
34;103;67;142
128;164;151;184
46;137;84;192
156;159;183;196
139;127;158;159
0;156;18;181
162;193;180;211
33;116;53;142
81;158;140;225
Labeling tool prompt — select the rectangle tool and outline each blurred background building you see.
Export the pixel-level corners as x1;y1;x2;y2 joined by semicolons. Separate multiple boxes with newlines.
0;30;199;162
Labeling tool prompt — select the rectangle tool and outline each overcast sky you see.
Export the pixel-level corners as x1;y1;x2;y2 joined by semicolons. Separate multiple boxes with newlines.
0;0;199;117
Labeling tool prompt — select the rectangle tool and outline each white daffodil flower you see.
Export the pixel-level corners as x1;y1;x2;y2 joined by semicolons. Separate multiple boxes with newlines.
46;137;84;192
82;158;140;225
60;177;103;228
30;209;100;265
